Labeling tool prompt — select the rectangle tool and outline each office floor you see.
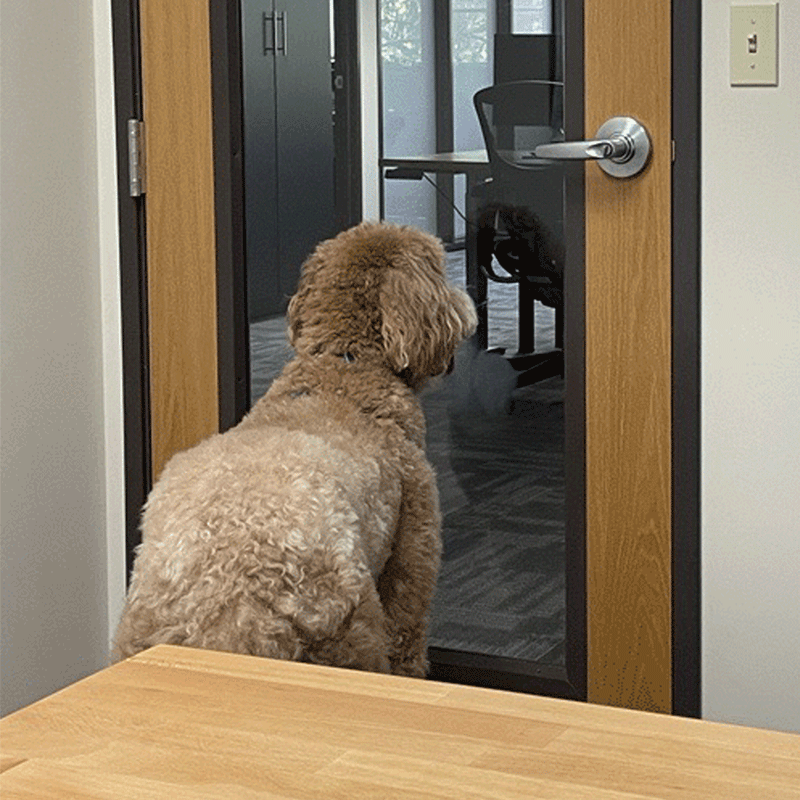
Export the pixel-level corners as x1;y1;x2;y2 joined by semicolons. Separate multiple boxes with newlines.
249;251;566;664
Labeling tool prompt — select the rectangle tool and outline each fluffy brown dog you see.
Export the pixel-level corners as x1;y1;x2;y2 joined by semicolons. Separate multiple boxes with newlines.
113;221;477;676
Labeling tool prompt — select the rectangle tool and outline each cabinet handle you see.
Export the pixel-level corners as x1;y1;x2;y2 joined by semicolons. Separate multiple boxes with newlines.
276;11;287;55
262;11;276;54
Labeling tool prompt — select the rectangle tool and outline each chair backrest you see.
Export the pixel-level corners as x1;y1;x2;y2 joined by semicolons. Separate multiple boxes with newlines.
473;81;565;243
473;80;563;173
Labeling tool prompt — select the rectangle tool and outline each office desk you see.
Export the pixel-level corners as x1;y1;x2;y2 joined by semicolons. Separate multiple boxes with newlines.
382;149;489;174
382;151;492;348
2;644;799;798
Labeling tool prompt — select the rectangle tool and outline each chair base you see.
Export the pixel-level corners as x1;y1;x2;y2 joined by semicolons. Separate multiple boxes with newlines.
497;348;564;388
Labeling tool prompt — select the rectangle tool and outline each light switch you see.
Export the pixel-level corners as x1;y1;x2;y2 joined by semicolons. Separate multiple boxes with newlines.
731;4;778;86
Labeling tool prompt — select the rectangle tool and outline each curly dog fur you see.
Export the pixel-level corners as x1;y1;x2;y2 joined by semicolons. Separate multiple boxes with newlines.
113;221;477;676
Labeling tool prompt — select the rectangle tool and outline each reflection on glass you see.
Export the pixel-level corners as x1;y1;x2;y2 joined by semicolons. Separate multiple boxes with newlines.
241;0;336;404
451;0;495;239
512;0;552;34
380;0;566;666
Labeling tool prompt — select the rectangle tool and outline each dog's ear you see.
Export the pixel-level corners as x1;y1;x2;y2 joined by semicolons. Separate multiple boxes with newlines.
287;222;476;377
286;283;305;349
380;267;477;384
286;251;323;351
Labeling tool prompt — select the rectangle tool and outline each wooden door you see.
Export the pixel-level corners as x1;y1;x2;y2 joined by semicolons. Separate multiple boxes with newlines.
583;0;672;711
133;0;695;713
139;0;219;480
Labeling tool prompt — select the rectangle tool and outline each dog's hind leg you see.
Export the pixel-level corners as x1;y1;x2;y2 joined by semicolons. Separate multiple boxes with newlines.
376;459;443;678
301;582;391;673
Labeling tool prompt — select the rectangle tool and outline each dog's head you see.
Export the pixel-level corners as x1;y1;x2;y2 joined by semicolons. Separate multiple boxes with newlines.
287;221;477;389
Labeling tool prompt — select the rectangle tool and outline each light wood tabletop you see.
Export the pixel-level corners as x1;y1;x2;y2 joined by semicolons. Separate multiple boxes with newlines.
1;645;798;799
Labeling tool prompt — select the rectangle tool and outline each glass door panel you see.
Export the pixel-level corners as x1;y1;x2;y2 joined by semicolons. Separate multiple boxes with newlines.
242;0;337;404
379;0;581;691
241;0;583;695
380;0;437;231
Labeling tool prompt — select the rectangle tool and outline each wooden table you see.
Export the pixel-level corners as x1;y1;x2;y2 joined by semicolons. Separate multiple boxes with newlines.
2;645;798;799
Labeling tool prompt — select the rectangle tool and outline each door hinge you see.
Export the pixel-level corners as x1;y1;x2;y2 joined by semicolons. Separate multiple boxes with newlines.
127;119;146;197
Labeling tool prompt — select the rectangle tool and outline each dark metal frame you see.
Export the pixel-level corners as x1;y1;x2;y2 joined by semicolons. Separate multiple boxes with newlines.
671;0;702;719
210;0;250;430
433;0;455;242
111;0;150;579
332;0;363;231
112;0;700;716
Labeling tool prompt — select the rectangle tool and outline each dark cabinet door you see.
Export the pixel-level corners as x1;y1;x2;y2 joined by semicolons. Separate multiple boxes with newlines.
242;0;279;320
274;0;336;303
242;0;335;321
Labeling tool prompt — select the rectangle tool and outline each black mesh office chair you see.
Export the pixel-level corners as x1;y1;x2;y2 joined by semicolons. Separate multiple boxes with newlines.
473;81;565;382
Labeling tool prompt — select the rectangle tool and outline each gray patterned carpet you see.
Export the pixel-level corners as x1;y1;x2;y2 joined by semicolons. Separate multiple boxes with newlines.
248;251;566;665
421;367;565;665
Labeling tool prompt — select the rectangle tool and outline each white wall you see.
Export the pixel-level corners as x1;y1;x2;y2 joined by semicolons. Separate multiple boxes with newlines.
0;0;124;715
701;0;800;733
94;0;128;666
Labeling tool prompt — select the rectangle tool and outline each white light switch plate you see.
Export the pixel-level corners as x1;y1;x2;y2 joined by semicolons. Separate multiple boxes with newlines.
731;4;779;86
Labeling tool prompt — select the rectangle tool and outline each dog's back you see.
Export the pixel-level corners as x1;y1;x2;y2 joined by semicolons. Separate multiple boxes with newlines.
113;222;476;675
114;387;409;669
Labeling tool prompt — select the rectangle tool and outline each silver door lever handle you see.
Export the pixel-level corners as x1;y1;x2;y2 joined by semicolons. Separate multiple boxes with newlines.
533;116;651;178
534;137;632;161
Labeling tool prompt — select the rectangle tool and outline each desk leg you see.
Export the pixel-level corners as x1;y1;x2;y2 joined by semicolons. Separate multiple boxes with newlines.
464;174;488;350
518;279;535;355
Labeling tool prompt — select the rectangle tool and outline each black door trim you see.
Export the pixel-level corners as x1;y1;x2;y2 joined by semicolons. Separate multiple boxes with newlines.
671;0;702;719
210;0;250;430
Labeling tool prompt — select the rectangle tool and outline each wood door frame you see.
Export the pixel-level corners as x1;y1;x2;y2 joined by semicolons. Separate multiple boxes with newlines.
141;0;221;485
585;0;673;712
112;0;700;714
